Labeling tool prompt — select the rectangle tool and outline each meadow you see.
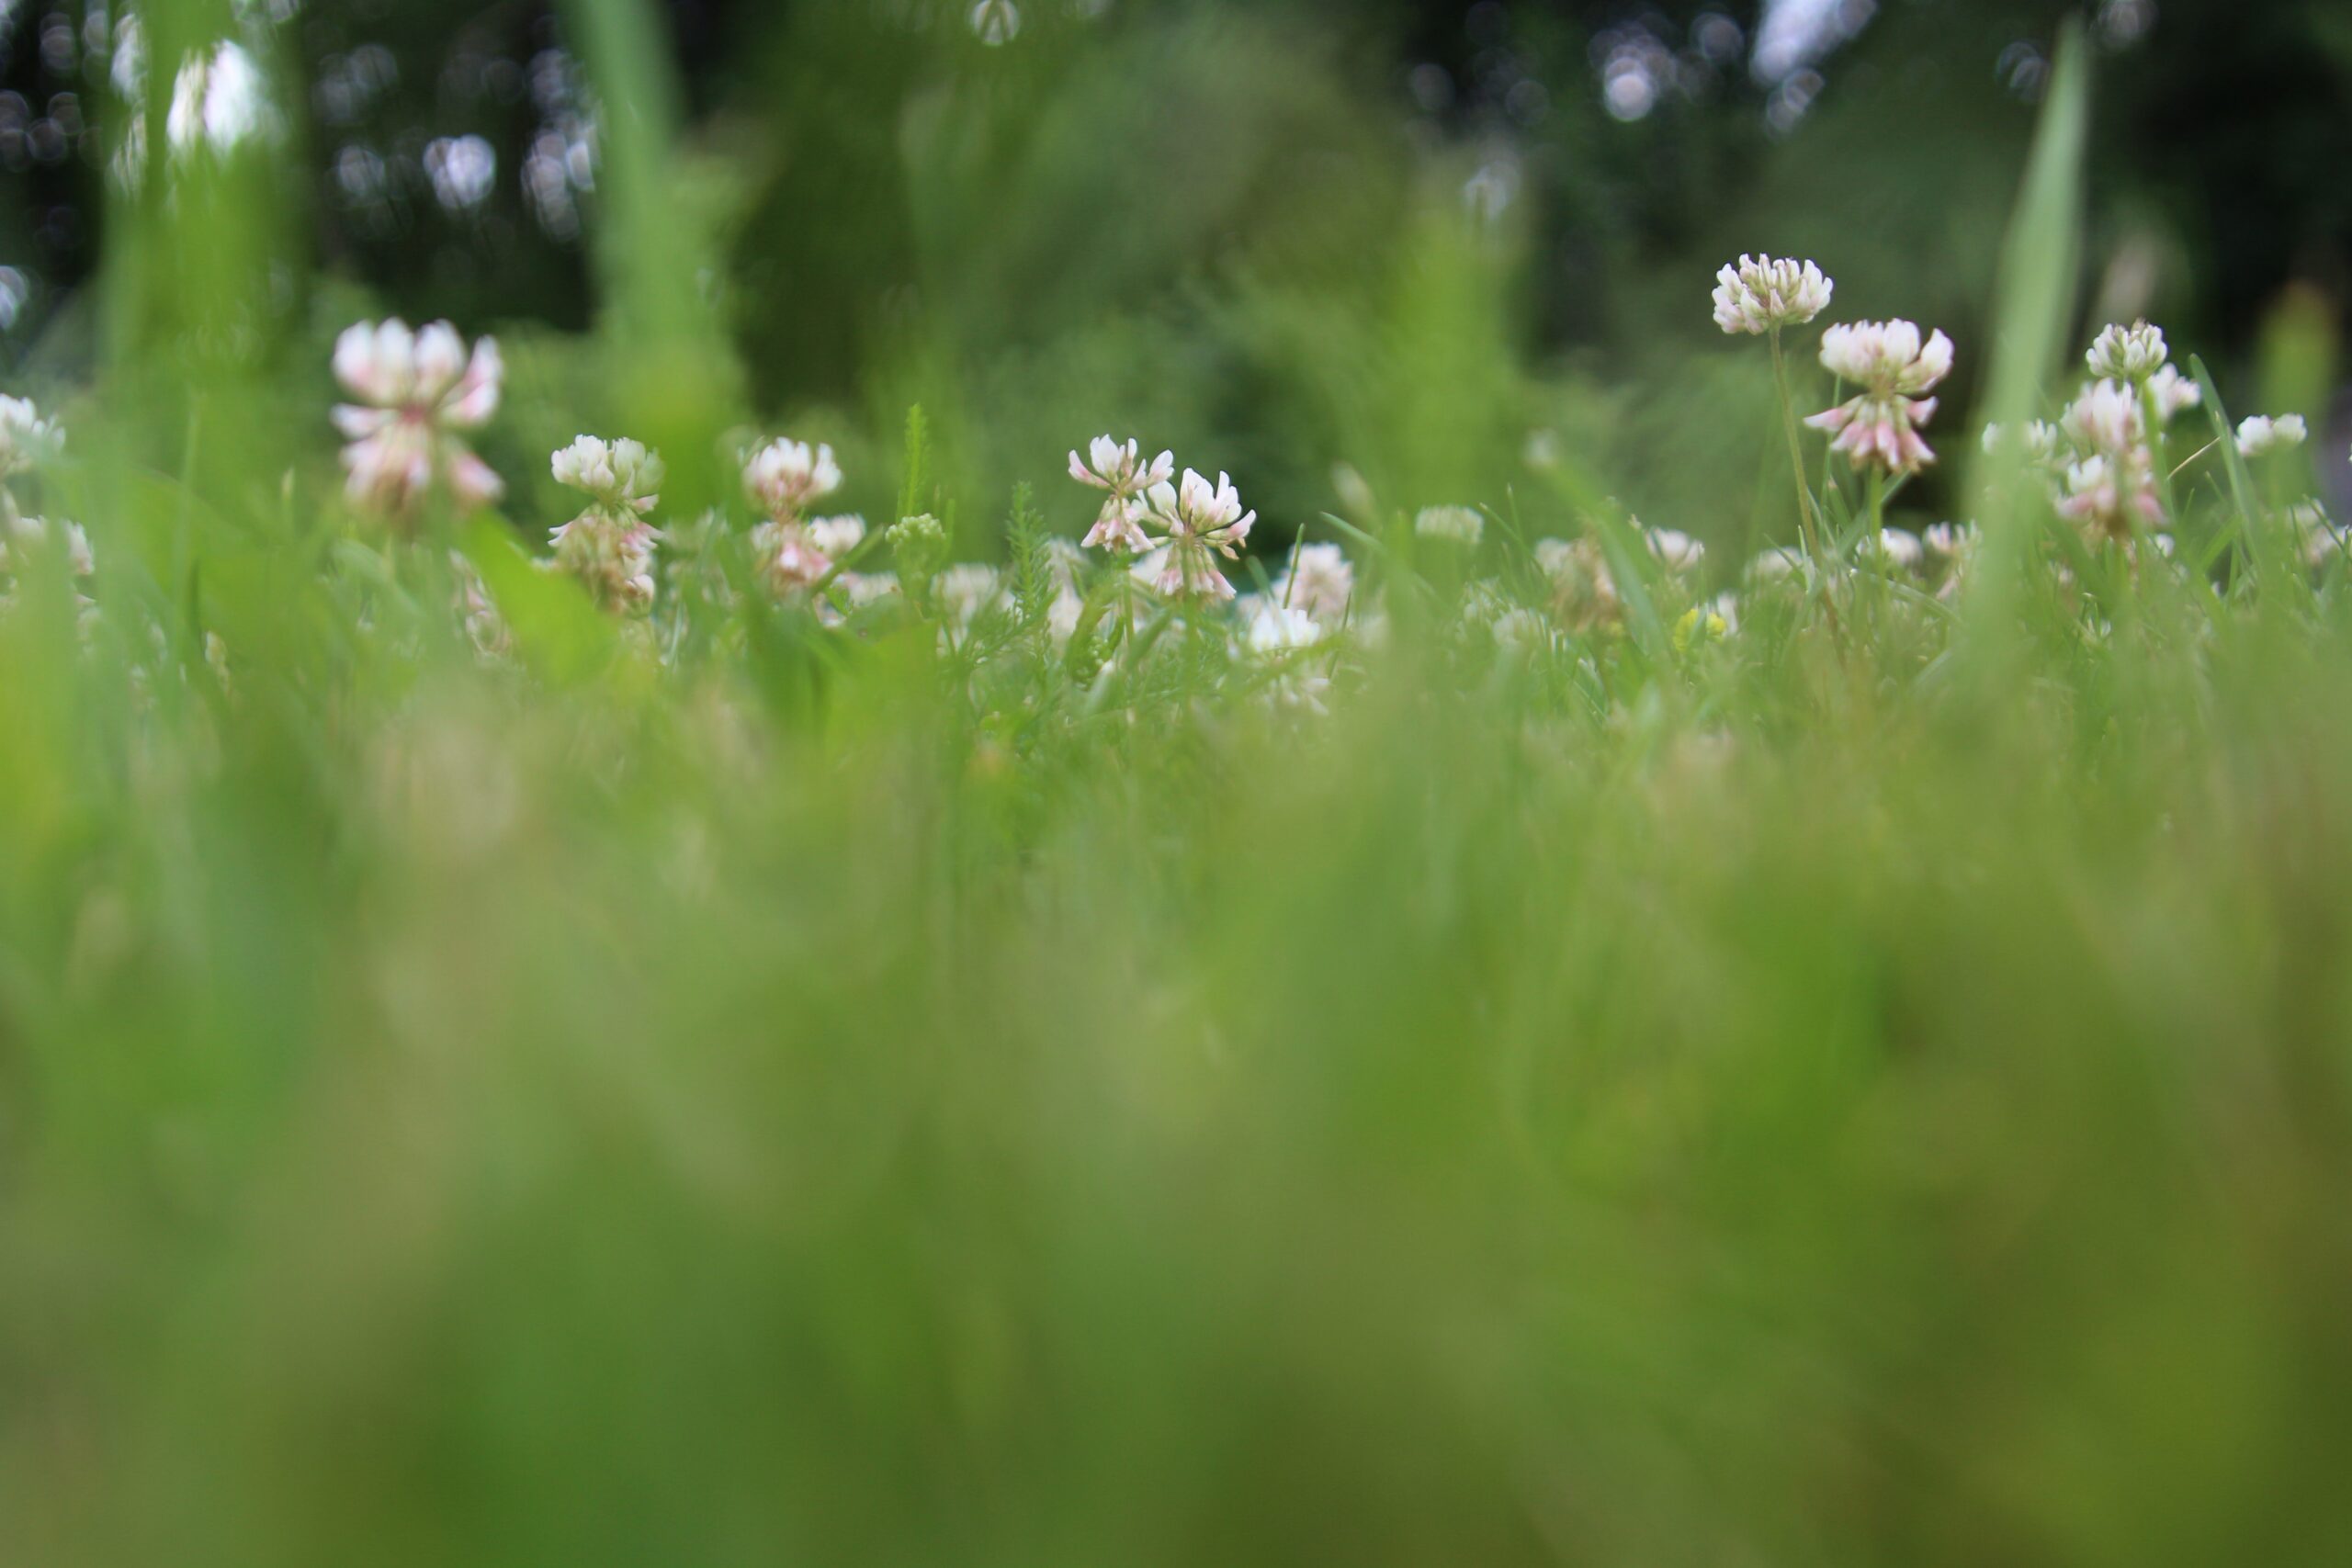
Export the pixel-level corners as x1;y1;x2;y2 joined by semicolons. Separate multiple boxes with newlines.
4;4;2352;1564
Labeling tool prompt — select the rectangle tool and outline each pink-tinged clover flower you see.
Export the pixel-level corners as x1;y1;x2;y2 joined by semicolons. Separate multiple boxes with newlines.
1147;468;1256;601
1069;435;1173;555
1806;320;1954;476
741;439;850;599
1712;254;1834;335
1274;542;1355;626
743;438;842;525
2055;381;2164;540
548;435;664;615
332;319;504;516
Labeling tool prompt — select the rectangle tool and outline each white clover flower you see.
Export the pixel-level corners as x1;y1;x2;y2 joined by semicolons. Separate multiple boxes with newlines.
1460;577;1512;627
548;511;659;615
1746;545;1807;582
1148;469;1257;601
2146;365;2203;423
2058;456;2165;540
743;437;842;524
749;521;835;597
1807;321;1954;475
1490;606;1555;661
808;515;867;560
1712;254;1834;335
551;435;663;513
1238;596;1327;653
939;563;1006;627
1645;525;1705;574
2236;414;2309;458
841;570;902;609
1860;527;1926;572
1923;523;1977;560
332;319;505;515
1069;435;1172;555
1415;505;1485;547
1043;536;1087;593
0;514;95;580
548;435;665;614
1274;541;1354;626
2286;502;2346;569
2055;381;2165;539
0;394;63;479
2085;320;2169;383
1046;588;1087;650
2062;379;2144;457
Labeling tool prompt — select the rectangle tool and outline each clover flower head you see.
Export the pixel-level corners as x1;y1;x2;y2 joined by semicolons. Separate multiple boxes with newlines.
1046;588;1087;650
939;563;1007;627
2086;320;2169;383
808;514;866;560
2236;414;2309;458
2146;365;2203;423
332;319;505;515
2057;454;2165;541
1070;434;1172;555
743;437;842;524
1148;468;1256;601
2287;502;2346;569
0;513;94;579
1807;321;1953;475
1747;545;1807;583
0;394;63;479
2062;380;2145;458
1923;523;1977;560
1415;505;1485;547
551;435;663;514
548;510;660;615
1239;596;1328;654
1537;536;1621;631
1645;525;1705;574
1490;606;1556;661
749;521;836;597
1275;541;1355;626
1860;527;1926;573
1712;254;1834;335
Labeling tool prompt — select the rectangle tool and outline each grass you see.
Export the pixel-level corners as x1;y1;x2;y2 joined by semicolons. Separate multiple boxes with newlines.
4;6;2352;1566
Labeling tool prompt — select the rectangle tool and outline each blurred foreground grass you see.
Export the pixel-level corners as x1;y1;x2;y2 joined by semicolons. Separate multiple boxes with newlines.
4;6;2352;1566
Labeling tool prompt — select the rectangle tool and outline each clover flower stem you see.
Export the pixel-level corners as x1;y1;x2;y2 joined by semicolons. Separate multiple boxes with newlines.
1770;328;1848;649
1866;465;1889;631
1769;329;1824;564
